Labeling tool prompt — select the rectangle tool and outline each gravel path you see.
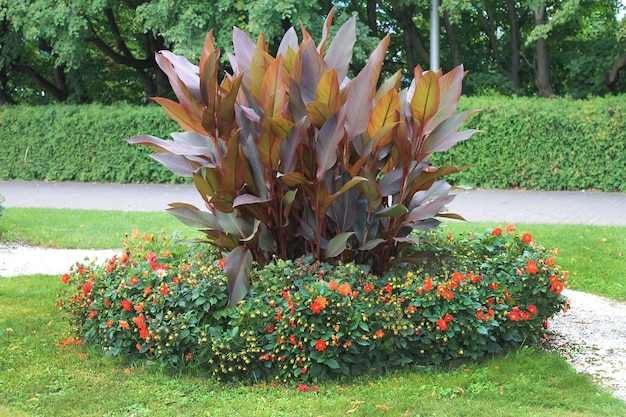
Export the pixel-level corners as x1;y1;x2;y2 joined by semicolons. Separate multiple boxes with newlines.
1;244;625;403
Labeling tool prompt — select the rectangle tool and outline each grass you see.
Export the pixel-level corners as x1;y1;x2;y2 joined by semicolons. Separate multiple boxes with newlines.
1;209;625;416
0;207;202;249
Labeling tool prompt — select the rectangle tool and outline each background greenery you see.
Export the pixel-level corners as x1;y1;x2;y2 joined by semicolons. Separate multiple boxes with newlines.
1;0;623;104
1;97;624;191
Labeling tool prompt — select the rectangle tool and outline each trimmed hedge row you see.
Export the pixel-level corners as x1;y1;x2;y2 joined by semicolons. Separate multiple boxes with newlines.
438;95;626;192
0;104;181;184
0;96;624;190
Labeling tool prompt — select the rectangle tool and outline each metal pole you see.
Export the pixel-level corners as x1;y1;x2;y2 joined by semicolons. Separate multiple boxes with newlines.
430;0;440;70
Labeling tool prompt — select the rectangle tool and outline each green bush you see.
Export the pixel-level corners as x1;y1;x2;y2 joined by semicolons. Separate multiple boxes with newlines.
58;227;568;382
0;104;181;183
0;194;4;220
433;95;626;191
1;95;624;190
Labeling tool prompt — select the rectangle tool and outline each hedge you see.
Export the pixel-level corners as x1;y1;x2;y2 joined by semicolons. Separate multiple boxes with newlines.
0;104;181;184
436;95;626;192
0;96;624;190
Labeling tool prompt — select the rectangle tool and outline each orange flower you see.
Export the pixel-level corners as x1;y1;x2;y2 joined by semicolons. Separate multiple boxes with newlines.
310;296;328;314
315;339;327;352
364;283;374;293
491;227;503;236
423;278;433;292
119;320;129;330
88;310;98;319
217;258;226;270
375;329;385;338
62;274;70;284
522;233;532;243
129;276;139;285
505;224;516;234
338;283;351;296
328;280;339;291
528;305;537;315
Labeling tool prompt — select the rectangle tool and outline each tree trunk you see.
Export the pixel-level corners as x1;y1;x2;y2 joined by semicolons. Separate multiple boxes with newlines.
606;53;626;89
504;0;522;89
534;5;554;97
15;65;69;102
443;10;461;67
384;0;430;69
366;0;378;37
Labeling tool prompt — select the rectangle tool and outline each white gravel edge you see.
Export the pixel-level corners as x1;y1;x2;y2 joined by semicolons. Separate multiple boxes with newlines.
1;244;625;403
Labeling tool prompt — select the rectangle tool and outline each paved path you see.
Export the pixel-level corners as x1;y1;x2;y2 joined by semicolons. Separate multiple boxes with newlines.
1;180;625;226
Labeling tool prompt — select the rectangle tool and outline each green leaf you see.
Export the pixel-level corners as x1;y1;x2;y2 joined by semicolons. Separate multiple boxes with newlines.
375;204;408;218
324;358;341;369
325;232;354;258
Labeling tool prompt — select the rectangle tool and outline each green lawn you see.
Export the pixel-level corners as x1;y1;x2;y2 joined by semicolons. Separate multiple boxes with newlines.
1;209;625;416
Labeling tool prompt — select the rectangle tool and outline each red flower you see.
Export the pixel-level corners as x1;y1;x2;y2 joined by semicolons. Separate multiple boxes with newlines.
82;282;92;295
161;284;169;296
217;258;226;270
526;260;539;274
88;310;98;319
545;257;555;266
522;233;532;243
129;276;139;286
490;282;498;289
476;311;484;320
382;284;393;295
406;305;418;313
508;311;520;321
315;339;327;352
436;319;448;331
444;313;454;323
364;283;374;293
328;280;338;290
121;300;132;311
106;320;113;328
423;278;433;292
297;384;310;392
62;274;70;284
289;334;297;345
375;329;385;338
528;305;537;315
491;227;503;236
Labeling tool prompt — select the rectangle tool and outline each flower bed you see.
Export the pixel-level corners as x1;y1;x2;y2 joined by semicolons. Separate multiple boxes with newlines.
58;225;568;382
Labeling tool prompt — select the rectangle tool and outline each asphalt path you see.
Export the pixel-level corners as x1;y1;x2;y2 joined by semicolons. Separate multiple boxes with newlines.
1;180;625;226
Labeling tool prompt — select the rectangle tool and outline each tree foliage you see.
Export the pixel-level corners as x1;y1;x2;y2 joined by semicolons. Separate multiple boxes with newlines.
0;0;624;104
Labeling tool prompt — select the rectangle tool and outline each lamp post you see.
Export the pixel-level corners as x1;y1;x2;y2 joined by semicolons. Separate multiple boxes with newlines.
430;0;440;70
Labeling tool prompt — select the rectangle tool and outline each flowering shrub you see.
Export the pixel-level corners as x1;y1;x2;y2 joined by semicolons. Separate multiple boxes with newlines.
58;225;568;381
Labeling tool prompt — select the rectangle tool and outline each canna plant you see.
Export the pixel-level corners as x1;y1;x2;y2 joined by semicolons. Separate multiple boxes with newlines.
127;9;479;306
